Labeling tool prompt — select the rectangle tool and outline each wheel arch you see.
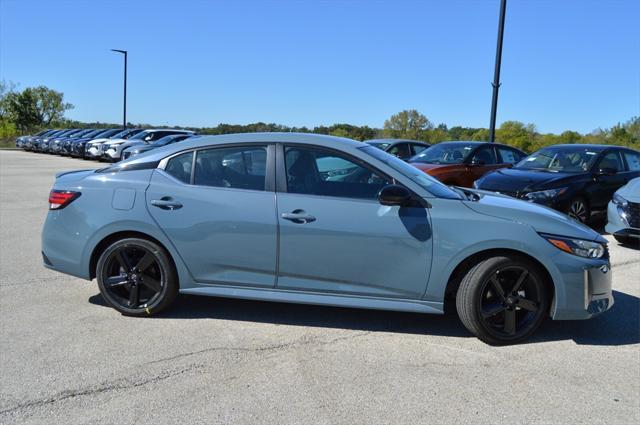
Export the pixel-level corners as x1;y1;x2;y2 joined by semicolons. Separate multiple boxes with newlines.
443;248;555;310
89;230;178;280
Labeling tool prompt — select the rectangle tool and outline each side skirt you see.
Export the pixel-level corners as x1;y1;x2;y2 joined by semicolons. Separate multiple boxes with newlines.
180;285;443;315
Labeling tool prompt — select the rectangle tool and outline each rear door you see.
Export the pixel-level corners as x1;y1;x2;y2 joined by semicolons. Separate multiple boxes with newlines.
146;144;278;287
275;144;433;299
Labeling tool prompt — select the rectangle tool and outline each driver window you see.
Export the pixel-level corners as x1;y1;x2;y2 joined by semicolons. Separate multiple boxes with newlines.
471;146;498;165
285;146;391;200
598;151;623;173
387;143;411;159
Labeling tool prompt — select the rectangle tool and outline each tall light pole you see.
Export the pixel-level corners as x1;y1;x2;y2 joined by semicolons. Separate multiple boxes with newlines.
489;0;507;143
111;49;127;129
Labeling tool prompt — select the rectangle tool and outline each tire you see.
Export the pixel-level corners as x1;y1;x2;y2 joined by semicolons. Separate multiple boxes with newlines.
566;197;590;224
96;238;178;317
456;255;550;345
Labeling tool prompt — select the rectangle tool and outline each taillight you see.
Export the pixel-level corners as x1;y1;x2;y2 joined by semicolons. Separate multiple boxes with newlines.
49;190;81;210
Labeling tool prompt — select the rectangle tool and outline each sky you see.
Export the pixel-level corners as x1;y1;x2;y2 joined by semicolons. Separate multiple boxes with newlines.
1;0;638;134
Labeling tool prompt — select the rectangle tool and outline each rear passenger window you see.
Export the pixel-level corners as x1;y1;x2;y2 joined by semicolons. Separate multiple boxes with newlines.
623;151;640;171
411;144;428;156
164;151;193;184
498;147;521;164
194;146;267;190
598;151;624;172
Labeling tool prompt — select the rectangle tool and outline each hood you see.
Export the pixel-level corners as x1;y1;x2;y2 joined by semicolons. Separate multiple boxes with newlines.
617;177;640;203
410;162;461;173
114;140;145;150
476;168;580;192
103;138;127;146
87;138;111;145
463;189;604;242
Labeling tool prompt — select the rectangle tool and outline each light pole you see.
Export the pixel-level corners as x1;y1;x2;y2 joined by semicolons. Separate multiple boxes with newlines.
489;0;507;143
111;49;127;129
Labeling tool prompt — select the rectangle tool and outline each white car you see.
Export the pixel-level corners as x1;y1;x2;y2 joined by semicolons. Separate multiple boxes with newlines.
606;177;640;245
102;129;195;162
85;128;143;159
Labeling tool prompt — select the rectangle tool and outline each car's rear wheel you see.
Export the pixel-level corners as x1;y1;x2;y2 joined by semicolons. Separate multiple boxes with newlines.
96;238;178;316
566;197;590;224
456;255;550;345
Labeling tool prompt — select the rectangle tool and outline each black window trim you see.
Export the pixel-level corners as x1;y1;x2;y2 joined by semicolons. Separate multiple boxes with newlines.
158;142;275;192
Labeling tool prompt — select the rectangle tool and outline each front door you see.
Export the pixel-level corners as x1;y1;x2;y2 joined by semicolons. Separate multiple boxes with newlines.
276;145;433;299
146;145;278;288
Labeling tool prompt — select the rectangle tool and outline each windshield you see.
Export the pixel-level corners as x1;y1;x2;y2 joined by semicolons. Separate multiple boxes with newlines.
410;143;477;164
151;135;179;147
129;131;150;141
93;128;121;139
367;142;390;150
359;145;462;199
515;147;600;173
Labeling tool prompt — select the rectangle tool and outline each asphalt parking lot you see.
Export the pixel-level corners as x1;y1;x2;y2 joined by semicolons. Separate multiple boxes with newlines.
0;150;638;425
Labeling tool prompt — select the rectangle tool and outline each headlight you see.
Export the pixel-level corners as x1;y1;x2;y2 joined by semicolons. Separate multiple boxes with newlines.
540;233;605;259
524;187;567;201
612;193;628;207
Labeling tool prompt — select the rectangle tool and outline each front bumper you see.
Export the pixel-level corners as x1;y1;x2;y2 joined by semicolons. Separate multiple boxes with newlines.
551;253;613;320
605;200;640;239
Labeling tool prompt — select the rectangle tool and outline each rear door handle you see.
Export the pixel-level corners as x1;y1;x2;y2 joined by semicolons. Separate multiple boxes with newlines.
151;197;183;210
281;209;316;224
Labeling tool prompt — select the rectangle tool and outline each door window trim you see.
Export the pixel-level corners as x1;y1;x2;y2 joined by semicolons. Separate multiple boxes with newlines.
157;143;276;192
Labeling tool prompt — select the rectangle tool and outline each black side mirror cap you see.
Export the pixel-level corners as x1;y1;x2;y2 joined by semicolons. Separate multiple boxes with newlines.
378;184;412;206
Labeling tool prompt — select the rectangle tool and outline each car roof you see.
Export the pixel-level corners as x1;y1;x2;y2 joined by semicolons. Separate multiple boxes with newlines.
539;144;622;151
122;132;363;165
365;138;429;145
142;128;196;133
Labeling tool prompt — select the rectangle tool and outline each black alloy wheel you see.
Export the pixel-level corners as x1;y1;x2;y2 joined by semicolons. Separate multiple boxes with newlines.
567;198;589;223
456;255;550;345
97;238;178;316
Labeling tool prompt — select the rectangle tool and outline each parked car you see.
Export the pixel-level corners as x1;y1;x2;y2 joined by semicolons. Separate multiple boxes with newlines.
365;139;430;161
37;129;80;152
42;133;612;345
606;177;640;245
408;141;526;187
60;129;102;156
101;129;195;162
47;129;81;154
121;134;197;160
474;144;640;224
15;129;52;149
85;128;143;160
69;128;122;157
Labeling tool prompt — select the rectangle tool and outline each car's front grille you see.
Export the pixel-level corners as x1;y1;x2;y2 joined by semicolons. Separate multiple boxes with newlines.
626;201;640;228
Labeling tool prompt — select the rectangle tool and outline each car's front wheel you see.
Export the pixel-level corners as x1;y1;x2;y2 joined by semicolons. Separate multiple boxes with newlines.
456;255;550;345
96;238;178;316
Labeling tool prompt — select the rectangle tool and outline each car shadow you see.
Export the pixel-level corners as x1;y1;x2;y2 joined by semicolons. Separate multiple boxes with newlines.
89;290;639;346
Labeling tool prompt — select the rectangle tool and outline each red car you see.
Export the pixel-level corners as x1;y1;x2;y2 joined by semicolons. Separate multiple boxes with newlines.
409;141;527;187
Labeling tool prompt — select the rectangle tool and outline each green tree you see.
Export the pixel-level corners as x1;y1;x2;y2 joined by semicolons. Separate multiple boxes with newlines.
495;121;538;151
383;109;432;140
5;85;73;131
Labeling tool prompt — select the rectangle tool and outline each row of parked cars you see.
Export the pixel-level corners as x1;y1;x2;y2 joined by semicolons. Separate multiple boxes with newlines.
17;130;640;243
15;127;196;161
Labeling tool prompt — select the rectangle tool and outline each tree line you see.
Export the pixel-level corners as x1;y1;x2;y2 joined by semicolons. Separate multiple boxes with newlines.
1;82;638;151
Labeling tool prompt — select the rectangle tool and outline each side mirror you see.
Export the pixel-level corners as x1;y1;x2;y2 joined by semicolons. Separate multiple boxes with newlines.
470;158;486;166
596;167;616;176
378;185;412;206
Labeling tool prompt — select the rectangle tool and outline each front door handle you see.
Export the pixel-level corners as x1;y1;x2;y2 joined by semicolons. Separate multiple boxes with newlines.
151;197;183;210
281;209;316;224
